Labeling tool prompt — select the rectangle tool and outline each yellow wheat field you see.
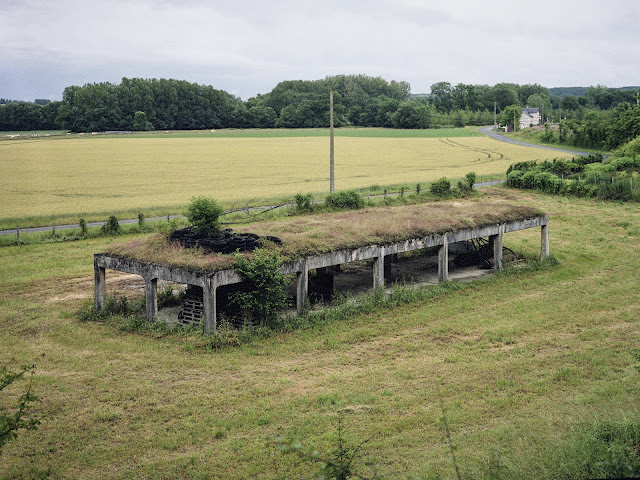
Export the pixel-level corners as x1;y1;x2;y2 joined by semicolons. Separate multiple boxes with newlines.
0;136;573;220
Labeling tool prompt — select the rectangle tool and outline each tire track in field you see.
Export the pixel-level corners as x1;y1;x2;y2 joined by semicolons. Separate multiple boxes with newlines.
438;137;505;166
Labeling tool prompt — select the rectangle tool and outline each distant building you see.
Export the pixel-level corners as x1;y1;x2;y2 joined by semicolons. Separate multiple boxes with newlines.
520;108;540;129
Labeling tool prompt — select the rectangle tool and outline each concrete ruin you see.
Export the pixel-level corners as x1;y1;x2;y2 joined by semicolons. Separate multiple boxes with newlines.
95;215;549;334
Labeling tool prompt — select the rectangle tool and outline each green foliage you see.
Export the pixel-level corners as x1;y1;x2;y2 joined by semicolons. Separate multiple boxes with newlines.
79;218;87;237
185;197;224;236
1;362;40;454
132;111;154;131
157;285;185;309
100;215;121;235
231;249;289;327
430;177;451;197
506;155;640;201
277;418;379;480
137;212;145;228
325;191;364;211
416;183;421;195
294;193;313;213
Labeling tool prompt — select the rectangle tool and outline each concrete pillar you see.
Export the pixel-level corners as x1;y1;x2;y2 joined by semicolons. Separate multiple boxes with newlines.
144;276;158;322
94;261;106;312
203;276;217;334
296;260;309;315
490;225;504;271
373;247;385;289
541;224;549;260
438;235;449;283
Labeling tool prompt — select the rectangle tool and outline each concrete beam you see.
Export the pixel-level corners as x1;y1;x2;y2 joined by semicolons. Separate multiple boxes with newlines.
438;234;449;283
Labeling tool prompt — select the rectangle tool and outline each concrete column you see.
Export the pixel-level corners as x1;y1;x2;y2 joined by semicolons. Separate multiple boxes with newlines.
438;235;449;283
296;260;309;315
373;247;385;289
144;276;158;322
541;224;549;260
94;260;106;312
203;276;217;333
490;225;504;271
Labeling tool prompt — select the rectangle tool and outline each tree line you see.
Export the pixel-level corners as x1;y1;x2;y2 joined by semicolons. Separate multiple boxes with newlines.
1;76;638;133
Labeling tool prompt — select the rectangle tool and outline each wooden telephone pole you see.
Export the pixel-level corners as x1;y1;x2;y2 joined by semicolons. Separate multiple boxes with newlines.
330;90;335;192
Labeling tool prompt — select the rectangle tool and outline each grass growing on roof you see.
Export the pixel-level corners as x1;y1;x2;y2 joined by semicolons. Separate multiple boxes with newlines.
104;192;544;272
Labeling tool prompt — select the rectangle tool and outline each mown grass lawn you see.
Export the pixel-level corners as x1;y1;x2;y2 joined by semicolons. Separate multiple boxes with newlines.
1;188;639;479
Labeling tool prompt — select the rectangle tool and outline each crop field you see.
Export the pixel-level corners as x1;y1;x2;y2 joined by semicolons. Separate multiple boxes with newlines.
0;129;576;227
1;188;639;479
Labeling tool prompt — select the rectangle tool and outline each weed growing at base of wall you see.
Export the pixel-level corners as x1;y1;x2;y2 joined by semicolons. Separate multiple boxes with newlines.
231;249;290;328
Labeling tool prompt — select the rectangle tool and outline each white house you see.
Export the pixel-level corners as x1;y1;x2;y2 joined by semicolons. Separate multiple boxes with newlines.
519;108;540;129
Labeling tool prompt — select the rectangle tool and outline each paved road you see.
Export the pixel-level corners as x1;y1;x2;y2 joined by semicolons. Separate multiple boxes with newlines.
478;126;596;157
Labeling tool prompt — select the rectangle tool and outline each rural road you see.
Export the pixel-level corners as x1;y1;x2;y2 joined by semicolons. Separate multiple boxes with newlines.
477;126;595;157
0;129;592;237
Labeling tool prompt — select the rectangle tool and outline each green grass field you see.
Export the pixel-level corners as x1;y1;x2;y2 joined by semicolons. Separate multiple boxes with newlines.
1;188;639;479
1;128;579;229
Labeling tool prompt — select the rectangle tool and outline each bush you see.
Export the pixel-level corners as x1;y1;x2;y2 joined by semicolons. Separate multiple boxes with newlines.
100;215;121;235
294;193;313;213
79;218;87;237
138;212;145;228
325;191;364;210
185;197;224;236
430;177;451;197
231;250;289;327
465;171;476;189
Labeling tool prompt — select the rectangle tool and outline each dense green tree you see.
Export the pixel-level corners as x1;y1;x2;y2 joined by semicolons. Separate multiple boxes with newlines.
492;83;520;111
132;111;153;131
429;81;453;113
500;104;521;130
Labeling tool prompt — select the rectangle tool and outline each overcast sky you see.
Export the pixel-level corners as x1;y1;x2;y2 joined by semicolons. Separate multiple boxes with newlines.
1;0;639;101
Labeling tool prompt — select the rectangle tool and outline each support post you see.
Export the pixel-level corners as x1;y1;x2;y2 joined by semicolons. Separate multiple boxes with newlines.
541;223;549;260
203;276;217;333
144;276;158;322
490;225;504;271
296;260;309;315
438;234;449;283
94;259;106;312
329;90;335;193
373;247;385;290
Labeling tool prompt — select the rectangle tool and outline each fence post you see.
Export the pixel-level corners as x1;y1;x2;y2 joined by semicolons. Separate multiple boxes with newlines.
52;222;56;236
245;204;250;217
16;225;19;242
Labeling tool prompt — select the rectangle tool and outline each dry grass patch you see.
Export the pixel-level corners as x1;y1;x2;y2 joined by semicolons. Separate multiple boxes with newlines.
105;193;544;271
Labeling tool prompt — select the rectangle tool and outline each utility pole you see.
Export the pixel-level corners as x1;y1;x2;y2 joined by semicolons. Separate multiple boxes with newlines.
329;91;335;193
494;101;497;128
